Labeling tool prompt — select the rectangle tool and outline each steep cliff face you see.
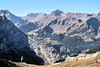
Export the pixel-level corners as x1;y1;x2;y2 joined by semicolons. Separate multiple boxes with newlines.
0;16;44;65
28;37;67;64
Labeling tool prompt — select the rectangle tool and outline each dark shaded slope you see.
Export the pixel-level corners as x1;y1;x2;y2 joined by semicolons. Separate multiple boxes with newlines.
87;18;100;35
0;16;44;65
0;59;21;67
19;23;38;33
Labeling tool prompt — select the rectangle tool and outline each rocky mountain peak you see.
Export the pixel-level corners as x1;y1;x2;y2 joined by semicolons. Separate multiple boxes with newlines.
50;9;63;16
0;9;28;27
0;10;10;13
97;12;100;17
22;13;47;23
53;9;63;12
26;13;47;17
98;12;100;15
27;13;40;17
0;10;11;16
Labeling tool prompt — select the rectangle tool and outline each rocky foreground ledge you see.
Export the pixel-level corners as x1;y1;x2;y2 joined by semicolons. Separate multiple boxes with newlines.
0;59;22;67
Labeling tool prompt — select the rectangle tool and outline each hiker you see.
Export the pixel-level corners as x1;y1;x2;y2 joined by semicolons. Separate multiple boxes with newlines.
21;56;24;63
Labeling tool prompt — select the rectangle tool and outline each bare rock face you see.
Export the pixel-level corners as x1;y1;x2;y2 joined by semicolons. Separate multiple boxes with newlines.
0;10;27;27
66;52;100;62
22;13;47;23
0;16;44;65
36;9;64;28
29;37;67;64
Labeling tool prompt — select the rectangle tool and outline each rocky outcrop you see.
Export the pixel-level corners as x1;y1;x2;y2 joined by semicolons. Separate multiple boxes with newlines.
29;37;67;64
0;16;44;65
66;52;100;62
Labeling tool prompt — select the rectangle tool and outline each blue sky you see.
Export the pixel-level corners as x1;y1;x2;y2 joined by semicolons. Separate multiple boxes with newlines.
0;0;100;16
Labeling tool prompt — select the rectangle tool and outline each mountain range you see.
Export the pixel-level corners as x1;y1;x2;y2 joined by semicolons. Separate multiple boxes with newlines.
0;9;100;64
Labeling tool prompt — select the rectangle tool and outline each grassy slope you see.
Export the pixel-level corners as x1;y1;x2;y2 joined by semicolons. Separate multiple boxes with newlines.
35;53;100;67
46;53;100;67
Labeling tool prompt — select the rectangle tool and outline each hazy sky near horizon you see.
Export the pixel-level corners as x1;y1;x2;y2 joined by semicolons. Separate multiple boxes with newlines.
0;0;100;16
